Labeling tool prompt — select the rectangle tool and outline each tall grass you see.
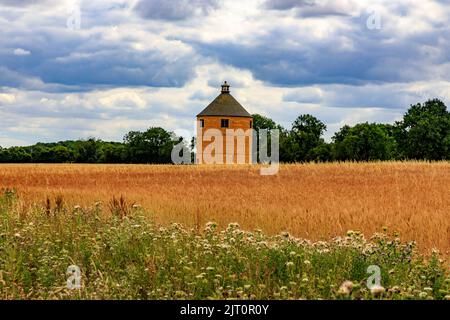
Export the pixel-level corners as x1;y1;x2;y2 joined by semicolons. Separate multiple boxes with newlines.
0;162;449;256
0;190;448;300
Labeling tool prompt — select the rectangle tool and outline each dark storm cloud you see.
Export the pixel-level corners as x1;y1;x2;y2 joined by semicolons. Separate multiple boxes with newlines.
0;27;198;90
264;0;354;17
282;84;445;110
188;18;450;87
134;0;219;21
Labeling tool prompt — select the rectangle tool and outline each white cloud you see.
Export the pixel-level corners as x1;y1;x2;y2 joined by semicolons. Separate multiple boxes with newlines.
99;90;147;110
0;93;16;104
13;48;30;55
0;136;29;147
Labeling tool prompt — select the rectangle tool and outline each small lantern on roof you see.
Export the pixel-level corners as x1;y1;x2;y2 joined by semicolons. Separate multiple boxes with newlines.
221;81;230;93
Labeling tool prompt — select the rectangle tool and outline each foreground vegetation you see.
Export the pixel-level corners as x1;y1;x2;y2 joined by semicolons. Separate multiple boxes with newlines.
0;190;448;300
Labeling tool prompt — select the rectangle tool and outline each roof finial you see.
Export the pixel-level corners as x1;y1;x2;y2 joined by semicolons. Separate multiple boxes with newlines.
221;81;230;93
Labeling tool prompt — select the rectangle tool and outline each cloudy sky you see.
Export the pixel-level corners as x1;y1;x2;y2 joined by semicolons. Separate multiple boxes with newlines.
0;0;449;146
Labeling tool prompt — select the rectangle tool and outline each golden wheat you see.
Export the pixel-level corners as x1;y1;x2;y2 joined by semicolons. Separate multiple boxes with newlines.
0;162;449;256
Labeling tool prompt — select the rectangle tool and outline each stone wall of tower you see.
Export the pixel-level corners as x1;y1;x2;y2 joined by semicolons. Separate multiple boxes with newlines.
196;116;253;164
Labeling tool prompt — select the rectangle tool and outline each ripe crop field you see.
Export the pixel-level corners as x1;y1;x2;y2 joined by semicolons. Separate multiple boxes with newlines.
0;162;449;256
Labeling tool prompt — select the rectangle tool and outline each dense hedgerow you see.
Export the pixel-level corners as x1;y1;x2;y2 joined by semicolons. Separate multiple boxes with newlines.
0;190;448;300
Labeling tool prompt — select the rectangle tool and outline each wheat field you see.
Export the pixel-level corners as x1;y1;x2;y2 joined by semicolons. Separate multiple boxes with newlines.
0;162;449;256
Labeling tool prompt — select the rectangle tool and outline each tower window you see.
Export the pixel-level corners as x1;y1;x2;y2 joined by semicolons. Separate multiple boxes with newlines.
250;121;252;128
221;119;229;128
199;119;204;128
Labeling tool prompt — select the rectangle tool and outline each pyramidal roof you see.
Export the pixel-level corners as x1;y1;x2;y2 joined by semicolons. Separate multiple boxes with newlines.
197;81;252;118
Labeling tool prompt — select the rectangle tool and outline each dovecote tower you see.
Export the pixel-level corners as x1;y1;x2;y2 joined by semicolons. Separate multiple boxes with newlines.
196;81;253;164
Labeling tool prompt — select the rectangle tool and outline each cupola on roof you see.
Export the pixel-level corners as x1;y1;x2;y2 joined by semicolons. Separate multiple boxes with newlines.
197;81;251;118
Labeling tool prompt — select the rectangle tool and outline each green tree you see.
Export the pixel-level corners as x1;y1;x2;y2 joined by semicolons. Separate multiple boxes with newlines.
29;145;52;163
252;114;278;132
289;114;328;162
124;127;178;164
308;143;334;162
394;99;450;160
99;143;127;163
75;138;102;163
333;122;397;161
51;146;75;163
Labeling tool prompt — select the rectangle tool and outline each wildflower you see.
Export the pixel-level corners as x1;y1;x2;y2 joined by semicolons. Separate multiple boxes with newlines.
232;229;243;236
303;260;311;266
205;222;218;232
257;241;268;248
280;231;290;238
370;285;385;297
286;261;294;268
340;281;354;292
337;285;351;296
418;292;428;298
388;286;400;294
289;251;296;256
227;222;240;230
206;267;215;272
245;236;254;243
175;291;185;297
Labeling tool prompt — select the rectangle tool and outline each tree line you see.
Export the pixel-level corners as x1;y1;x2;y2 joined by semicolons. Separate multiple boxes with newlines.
0;127;182;164
0;99;449;163
270;98;449;162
